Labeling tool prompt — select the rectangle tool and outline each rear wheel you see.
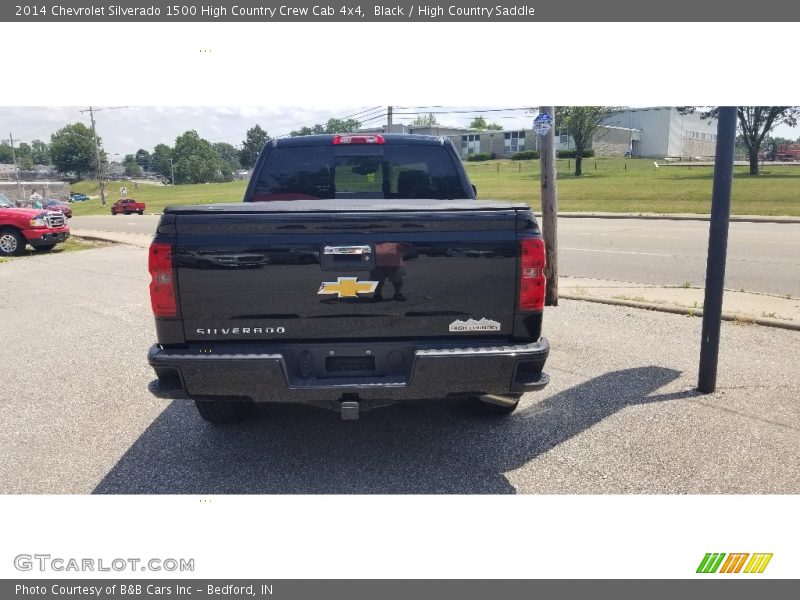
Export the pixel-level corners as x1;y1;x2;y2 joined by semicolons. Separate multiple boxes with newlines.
0;228;26;256
194;398;254;424
137;210;144;215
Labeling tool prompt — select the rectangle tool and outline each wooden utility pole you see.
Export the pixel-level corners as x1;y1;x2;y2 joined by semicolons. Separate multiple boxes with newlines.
7;133;22;202
387;106;393;132
538;106;558;305
85;106;107;206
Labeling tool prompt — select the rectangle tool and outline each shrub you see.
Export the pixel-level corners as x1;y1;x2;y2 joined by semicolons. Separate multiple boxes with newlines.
557;149;595;158
465;152;495;162
510;150;540;160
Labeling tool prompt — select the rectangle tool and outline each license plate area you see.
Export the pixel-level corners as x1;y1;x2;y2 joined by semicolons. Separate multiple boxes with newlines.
325;356;376;373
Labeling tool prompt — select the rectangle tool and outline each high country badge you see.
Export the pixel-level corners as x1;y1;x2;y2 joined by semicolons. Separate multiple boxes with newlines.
318;277;379;298
449;318;501;332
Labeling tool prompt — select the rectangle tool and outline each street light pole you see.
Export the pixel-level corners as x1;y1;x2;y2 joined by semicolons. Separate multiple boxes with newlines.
698;107;737;393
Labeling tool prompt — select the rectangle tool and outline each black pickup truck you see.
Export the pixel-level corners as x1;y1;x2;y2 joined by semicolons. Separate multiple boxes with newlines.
147;134;549;422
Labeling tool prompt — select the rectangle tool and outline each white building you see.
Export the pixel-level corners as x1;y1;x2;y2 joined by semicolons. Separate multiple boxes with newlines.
603;107;719;159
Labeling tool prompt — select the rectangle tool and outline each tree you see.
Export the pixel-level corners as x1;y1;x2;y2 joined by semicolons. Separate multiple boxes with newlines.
0;143;14;163
554;106;619;176
49;122;99;180
469;116;488;131
135;149;151;171
151;144;173;179
213;142;241;173
123;154;142;177
411;113;439;126
31;140;49;165
679;106;799;175
289;124;324;137
15;143;34;170
172;130;228;184
289;118;361;137
323;118;361;133
485;122;503;130
239;125;269;169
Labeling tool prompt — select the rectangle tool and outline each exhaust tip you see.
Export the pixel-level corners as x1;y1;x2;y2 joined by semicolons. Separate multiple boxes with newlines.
479;394;519;408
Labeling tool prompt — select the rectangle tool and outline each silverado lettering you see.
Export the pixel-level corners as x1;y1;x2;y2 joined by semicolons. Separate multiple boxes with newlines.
147;134;550;423
196;327;286;335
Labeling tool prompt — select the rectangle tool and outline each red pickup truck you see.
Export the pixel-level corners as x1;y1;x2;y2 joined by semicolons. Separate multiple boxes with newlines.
111;198;146;215
0;194;70;256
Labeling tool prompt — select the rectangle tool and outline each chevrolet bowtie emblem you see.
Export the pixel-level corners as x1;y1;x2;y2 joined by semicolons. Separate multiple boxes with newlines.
318;277;379;298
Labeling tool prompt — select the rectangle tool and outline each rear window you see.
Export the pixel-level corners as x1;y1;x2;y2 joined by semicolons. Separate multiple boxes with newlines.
251;144;467;201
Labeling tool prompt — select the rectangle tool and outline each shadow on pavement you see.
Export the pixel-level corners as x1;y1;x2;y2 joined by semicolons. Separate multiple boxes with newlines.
94;366;693;494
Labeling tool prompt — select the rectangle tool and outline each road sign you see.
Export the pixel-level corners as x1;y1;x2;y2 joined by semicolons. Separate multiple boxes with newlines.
534;112;553;136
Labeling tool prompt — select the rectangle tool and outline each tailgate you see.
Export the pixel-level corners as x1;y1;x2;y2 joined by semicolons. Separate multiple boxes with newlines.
173;206;523;342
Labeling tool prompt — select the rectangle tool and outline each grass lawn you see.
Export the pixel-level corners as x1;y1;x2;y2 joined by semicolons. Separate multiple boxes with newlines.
466;158;800;216
69;180;248;217
0;236;111;263
67;159;800;216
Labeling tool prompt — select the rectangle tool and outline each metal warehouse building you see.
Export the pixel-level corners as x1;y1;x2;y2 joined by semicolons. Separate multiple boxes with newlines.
360;107;719;159
603;107;719;159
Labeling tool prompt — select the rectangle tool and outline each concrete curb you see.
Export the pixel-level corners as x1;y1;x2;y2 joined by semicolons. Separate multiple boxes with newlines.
71;232;151;249
542;212;800;224
561;294;800;332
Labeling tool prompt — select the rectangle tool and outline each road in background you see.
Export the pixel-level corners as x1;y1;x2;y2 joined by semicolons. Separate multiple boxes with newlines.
71;215;800;297
559;219;800;297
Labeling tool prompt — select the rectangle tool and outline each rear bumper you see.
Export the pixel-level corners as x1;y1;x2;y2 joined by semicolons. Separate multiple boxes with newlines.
148;338;549;406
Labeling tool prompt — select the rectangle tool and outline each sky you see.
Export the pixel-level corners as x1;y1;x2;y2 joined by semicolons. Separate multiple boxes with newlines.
2;106;798;159
0;106;536;157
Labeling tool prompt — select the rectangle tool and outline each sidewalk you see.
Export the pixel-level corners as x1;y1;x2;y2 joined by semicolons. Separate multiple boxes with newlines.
71;228;153;248
561;276;800;331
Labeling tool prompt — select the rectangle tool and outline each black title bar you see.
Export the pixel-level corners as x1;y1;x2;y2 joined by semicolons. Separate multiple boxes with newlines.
3;0;795;22
4;580;799;600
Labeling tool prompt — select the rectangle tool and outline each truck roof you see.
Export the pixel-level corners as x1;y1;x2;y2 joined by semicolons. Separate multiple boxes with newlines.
273;133;447;147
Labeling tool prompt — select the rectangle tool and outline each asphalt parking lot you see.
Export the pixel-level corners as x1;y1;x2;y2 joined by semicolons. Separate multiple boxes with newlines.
1;244;798;494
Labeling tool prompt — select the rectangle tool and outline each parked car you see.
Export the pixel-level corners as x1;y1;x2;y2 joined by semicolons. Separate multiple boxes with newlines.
0;195;70;256
42;199;73;218
69;193;90;202
111;198;146;215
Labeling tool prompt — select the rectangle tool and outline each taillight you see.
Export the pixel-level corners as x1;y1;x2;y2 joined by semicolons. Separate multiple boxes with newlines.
332;134;384;145
519;237;546;312
149;242;177;318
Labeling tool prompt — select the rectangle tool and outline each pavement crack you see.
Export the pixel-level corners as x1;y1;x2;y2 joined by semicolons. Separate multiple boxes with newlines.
688;398;799;432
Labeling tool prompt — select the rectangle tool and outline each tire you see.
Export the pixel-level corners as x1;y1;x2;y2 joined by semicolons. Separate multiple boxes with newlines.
474;394;521;416
34;244;56;253
137;210;144;215
0;228;26;257
194;398;254;424
111;209;116;215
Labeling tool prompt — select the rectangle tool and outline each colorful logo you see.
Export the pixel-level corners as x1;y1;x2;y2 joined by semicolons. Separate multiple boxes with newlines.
696;553;773;574
318;277;378;298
